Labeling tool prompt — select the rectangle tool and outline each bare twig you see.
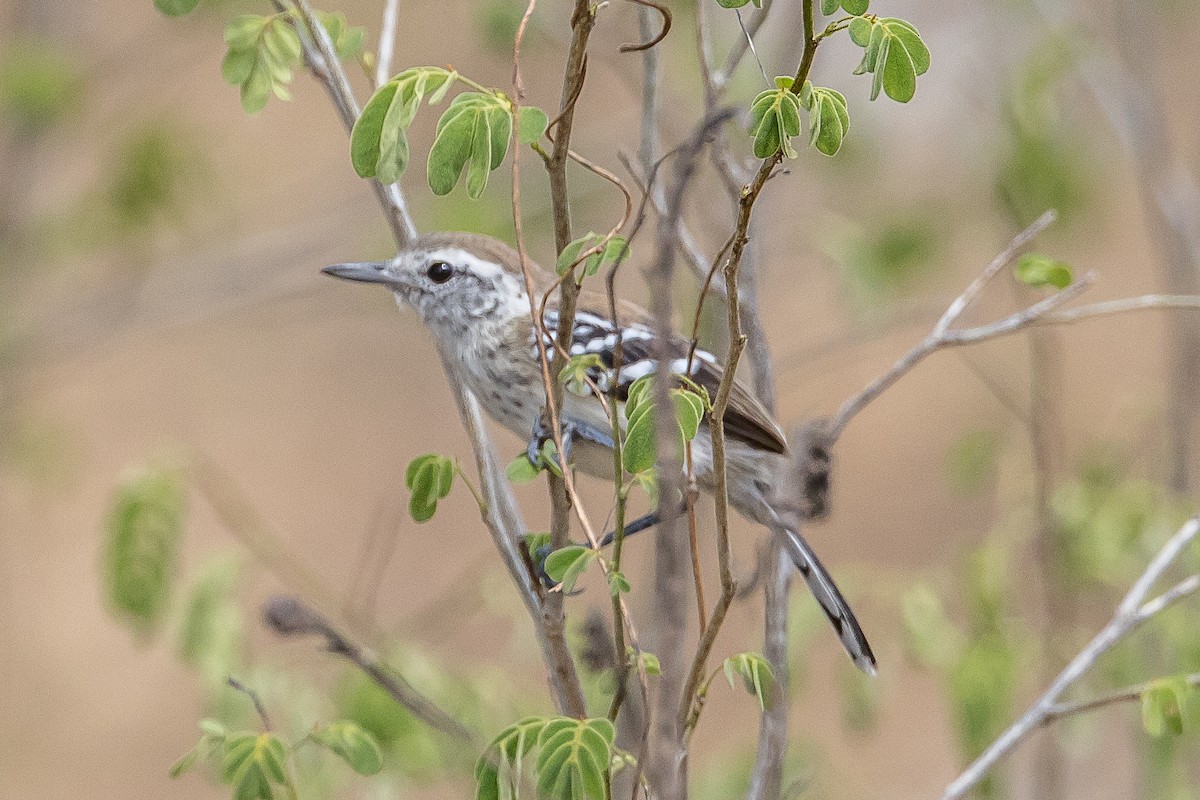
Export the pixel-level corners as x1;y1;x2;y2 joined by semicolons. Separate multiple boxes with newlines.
263;595;478;743
826;212;1060;441
1041;673;1200;724
227;677;273;731
375;0;400;87
510;0;589;719
645;108;734;800
943;517;1200;800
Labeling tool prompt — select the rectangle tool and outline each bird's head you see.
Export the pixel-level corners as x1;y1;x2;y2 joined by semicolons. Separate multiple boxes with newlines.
323;232;539;335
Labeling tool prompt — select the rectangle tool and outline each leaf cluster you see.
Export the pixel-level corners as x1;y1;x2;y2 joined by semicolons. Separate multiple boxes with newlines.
104;465;186;634
172;718;383;800
849;16;930;103
405;453;457;522
475;716;616;800
556;233;630;281
723;653;775;710
221;11;362;114
621;376;707;476
351;67;548;199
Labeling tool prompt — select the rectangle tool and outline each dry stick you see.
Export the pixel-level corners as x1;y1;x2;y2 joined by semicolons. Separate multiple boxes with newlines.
263;595;478;744
191;454;366;637
227;677;274;730
544;0;597;560
644;108;735;800
943;517;1200;800
374;0;400;87
825;210;1058;442
509;0;589;721
678;0;822;752
692;5;790;795
1040;672;1200;725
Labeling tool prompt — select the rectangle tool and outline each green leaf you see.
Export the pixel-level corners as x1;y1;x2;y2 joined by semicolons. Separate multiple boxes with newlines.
155;0;200;16
848;16;873;46
622;405;657;475
475;717;553;800
429;92;511;196
224;15;268;49
544;545;597;593
221;732;288;800
851;17;930;103
820;0;839;14
177;554;244;683
350;67;454;181
171;719;228;779
671;388;704;443
608;570;630;597
221;15;302;114
1142;678;1192;737
723;653;775;710
1015;253;1073;289
506;454;542;484
556;233;595;275
406;454;455;522
841;0;869;13
517;105;549;144
466;105;493;199
715;0;753;7
535;718;614;800
561;352;605;396
638;651;661;675
313;721;384;775
748;83;804;159
104;465;186;635
804;85;850;156
316;11;366;60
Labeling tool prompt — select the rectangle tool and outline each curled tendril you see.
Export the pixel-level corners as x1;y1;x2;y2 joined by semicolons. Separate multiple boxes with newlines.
619;0;671;53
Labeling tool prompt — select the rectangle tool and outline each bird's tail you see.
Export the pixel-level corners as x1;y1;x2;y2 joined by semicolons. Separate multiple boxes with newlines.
780;527;877;676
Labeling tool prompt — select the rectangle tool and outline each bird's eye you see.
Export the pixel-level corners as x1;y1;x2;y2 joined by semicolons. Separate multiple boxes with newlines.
426;260;454;284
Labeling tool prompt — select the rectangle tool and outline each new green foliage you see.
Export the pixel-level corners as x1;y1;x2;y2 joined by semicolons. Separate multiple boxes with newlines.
311;721;385;775
104;465;187;634
475;717;615;800
222;11;363;114
544;545;598;593
723;653;775;710
351;67;546;198
849;16;930;103
1015;252;1074;290
405;454;457;522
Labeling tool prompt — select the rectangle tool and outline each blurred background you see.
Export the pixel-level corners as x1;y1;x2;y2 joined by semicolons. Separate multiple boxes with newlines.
1;0;1198;798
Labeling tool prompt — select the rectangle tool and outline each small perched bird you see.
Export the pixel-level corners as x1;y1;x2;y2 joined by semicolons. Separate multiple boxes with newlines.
324;232;876;674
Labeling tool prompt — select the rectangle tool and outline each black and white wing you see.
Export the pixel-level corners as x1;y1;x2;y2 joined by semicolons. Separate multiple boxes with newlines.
539;309;788;454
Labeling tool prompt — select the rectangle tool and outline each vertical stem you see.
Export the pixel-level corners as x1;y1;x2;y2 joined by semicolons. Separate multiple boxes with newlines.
1025;305;1068;800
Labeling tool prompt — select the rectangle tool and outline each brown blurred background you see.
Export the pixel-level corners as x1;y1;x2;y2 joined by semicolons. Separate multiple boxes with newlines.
1;0;1198;798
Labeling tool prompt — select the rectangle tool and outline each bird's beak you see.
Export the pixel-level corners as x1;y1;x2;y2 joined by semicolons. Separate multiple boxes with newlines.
321;261;392;284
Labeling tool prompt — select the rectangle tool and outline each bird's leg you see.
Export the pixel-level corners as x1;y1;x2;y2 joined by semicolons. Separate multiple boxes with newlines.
599;512;659;547
599;500;688;546
526;413;615;471
530;504;681;591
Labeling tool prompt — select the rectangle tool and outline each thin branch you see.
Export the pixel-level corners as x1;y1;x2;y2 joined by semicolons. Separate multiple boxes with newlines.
511;0;585;717
227;677;273;731
645;109;734;800
826;213;1064;442
1042;673;1200;724
375;0;400;87
942;517;1200;800
263;595;478;743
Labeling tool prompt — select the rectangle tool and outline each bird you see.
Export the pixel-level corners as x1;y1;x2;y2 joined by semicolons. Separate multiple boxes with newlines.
323;231;876;675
